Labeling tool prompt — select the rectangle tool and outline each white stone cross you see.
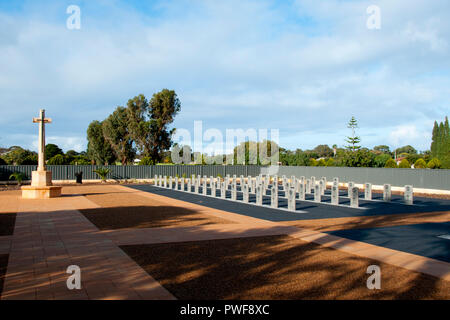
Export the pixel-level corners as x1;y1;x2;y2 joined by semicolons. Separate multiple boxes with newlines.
33;109;52;171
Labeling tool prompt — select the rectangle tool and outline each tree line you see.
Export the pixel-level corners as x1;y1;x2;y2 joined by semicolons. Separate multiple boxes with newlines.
0;111;448;169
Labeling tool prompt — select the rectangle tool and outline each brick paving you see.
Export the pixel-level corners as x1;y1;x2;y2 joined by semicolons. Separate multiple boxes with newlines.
0;185;448;300
1;193;174;300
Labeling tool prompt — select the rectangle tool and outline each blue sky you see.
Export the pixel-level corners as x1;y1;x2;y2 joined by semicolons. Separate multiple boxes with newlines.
0;0;449;153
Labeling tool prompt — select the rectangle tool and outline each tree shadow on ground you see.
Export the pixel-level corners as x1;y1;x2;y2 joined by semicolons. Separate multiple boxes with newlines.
79;205;235;230
0;213;16;236
120;234;450;300
0;254;8;299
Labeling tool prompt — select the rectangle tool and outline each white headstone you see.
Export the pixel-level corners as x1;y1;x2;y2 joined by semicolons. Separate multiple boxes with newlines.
231;182;237;201
364;183;372;200
256;185;263;205
383;184;391;202
187;178;192;192
404;185;413;205
306;179;311;194
242;184;249;203
163;176;167;188
314;184;321;203
175;177;179;190
181;177;185;191
211;180;216;197
194;179;199;193
347;182;354;196
287;188;296;211
202;179;207;195
331;184;339;205
271;186;278;208
220;182;226;199
154;175;158;186
298;182;305;201
350;187;359;208
319;179;325;196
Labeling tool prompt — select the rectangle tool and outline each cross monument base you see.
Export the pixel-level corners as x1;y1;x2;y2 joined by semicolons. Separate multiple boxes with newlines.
21;170;62;199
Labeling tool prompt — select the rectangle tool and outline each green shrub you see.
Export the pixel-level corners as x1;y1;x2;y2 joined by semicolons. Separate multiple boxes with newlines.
325;158;335;167
374;154;390;167
47;154;66;165
94;167;111;182
139;157;154;165
22;154;38;165
9;172;26;185
317;159;326;166
384;158;397;168
427;158;441;169
414;158;427;169
398;159;411;168
0;157;6;165
309;158;318;166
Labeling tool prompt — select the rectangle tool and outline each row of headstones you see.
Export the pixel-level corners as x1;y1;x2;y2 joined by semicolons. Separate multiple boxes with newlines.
153;174;414;208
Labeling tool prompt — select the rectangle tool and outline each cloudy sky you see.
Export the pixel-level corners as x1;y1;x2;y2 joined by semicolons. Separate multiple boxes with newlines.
0;0;449;153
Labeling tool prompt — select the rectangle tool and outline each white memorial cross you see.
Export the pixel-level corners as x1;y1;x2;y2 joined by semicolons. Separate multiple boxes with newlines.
33;109;52;171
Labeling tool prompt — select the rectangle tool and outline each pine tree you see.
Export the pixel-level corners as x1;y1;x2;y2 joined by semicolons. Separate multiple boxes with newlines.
345;116;361;152
430;121;438;157
429;116;450;169
438;122;445;159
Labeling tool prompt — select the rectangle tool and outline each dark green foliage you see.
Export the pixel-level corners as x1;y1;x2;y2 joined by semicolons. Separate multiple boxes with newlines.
427;158;441;169
373;154;391;168
94;167;111;181
414;158;427;169
47;154;66;165
87;120;116;165
430;116;450;168
341;149;375;167
373;145;391;154
326;158;335;166
1;146;38;165
139;157;154;165
313;145;333;158
398;159;411;168
45;144;64;160
345;116;361;151
395;145;417;155
384;158;397;168
0;157;5;165
102;107;136;165
317;159;326;166
9;172;26;185
147;89;182;163
309;158;317;166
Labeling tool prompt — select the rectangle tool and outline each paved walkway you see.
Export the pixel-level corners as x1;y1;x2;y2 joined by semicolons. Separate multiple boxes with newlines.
1;193;174;300
0;184;449;300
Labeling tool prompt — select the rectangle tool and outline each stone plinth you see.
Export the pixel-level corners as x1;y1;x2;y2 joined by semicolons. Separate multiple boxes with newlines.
21;185;62;199
21;170;62;199
31;170;52;187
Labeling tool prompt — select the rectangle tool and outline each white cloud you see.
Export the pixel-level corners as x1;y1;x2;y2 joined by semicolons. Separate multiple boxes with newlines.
388;124;432;150
0;0;449;152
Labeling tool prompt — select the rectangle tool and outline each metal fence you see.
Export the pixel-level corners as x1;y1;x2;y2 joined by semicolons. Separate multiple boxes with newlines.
276;166;450;191
0;165;262;181
1;165;449;190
